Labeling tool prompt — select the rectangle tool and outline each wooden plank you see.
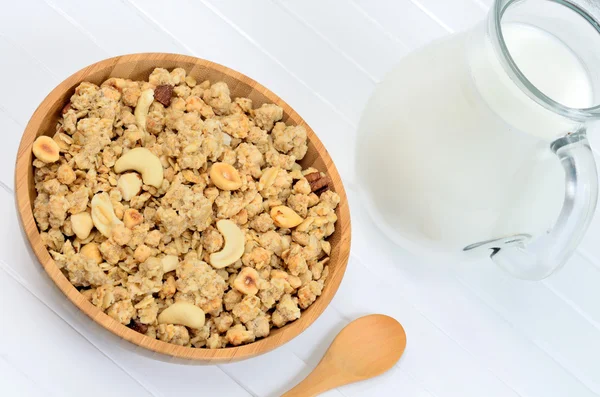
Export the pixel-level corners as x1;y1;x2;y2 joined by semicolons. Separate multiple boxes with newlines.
47;0;184;55
457;263;600;394
353;0;449;48
0;356;52;397
0;0;107;79
0;266;151;397
409;0;486;32
544;253;600;327
0;37;58;125
277;0;409;81
0;109;23;189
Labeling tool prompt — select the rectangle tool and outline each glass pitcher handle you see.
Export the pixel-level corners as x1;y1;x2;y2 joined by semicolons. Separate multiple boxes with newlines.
491;131;598;280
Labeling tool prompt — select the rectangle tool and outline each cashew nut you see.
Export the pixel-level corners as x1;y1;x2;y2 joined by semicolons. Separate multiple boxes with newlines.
114;148;164;188
71;212;93;240
209;162;242;191
270;206;304;228
158;302;205;329
32;136;60;163
80;243;102;265
209;220;245;269
91;192;124;238
259;167;279;191
135;88;154;135
117;173;143;201
161;255;180;273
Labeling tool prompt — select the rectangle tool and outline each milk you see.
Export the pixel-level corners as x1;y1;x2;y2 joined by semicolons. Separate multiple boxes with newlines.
356;22;594;258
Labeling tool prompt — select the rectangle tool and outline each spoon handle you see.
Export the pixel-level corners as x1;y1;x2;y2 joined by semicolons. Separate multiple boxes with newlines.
282;354;353;397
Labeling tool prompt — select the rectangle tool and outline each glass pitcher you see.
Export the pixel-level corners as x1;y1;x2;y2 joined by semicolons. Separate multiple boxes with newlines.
355;0;600;280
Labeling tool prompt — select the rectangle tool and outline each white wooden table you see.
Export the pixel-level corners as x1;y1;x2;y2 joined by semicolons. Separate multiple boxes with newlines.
2;1;600;396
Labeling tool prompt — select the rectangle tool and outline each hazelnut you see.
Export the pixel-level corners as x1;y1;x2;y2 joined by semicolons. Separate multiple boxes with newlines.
123;208;143;229
233;267;260;295
209;162;242;191
32;136;60;163
80;243;102;265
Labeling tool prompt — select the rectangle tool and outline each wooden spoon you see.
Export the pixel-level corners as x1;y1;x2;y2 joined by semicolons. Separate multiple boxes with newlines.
282;314;407;397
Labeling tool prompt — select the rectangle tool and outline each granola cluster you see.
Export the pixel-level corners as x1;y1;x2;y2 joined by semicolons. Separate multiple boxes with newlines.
31;68;339;348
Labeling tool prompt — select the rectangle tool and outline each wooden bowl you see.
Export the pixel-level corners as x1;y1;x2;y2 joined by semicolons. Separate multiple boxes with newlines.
14;53;351;363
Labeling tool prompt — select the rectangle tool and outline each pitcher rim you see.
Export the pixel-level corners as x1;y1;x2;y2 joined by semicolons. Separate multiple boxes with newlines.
491;0;600;121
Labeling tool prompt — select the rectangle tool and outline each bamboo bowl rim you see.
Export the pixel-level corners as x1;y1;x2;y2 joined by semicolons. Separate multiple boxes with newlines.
14;53;351;362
